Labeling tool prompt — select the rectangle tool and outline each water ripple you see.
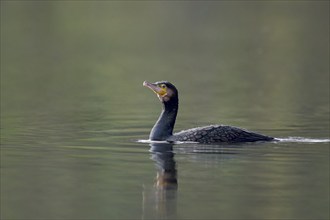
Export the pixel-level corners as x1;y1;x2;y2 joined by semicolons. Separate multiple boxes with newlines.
277;137;330;143
138;137;330;144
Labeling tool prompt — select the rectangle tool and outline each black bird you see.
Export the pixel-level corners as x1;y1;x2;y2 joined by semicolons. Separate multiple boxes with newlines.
143;81;274;144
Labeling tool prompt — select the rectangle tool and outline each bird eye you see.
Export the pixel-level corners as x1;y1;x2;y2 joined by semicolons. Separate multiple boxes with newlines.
160;84;166;89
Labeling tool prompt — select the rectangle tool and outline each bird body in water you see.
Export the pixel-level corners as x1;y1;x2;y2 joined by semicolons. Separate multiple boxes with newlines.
143;81;274;144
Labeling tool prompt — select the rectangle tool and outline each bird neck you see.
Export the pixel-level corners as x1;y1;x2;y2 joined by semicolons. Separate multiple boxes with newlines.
150;98;178;141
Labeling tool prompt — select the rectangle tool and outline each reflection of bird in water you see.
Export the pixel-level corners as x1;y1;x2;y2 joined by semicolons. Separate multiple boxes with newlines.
142;143;177;220
150;143;177;190
143;81;274;144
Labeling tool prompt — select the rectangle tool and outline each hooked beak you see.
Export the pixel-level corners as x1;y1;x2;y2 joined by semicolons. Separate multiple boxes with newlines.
143;81;167;96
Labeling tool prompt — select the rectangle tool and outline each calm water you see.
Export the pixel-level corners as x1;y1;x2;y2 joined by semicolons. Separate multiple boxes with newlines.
1;1;329;220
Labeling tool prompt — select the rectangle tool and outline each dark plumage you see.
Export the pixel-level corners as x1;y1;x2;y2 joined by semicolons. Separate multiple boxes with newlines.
143;81;274;144
168;125;273;143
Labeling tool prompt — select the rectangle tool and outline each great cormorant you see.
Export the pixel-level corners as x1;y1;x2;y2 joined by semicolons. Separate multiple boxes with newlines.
143;81;274;144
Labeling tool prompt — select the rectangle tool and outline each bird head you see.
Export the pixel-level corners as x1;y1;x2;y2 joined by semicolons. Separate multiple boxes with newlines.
143;81;178;103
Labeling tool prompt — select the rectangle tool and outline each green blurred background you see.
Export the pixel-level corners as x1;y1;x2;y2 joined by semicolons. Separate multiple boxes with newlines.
1;1;329;121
